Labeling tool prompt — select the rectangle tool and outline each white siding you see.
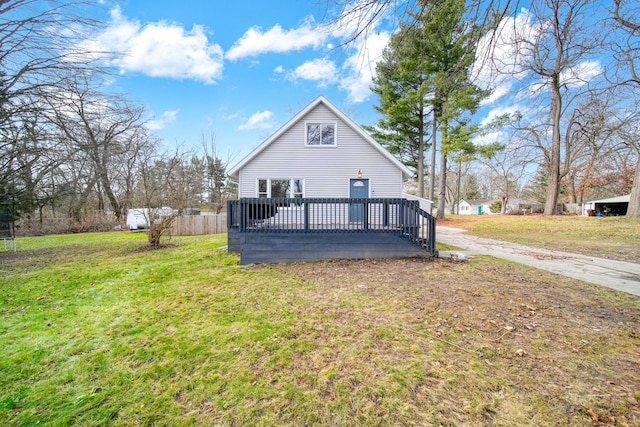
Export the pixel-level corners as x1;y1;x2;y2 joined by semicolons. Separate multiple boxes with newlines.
238;104;404;198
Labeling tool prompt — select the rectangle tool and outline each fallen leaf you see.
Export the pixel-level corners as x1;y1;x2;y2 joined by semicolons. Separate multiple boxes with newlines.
586;408;599;422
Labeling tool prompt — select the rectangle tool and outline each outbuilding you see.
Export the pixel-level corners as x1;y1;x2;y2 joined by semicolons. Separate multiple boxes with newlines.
582;194;630;216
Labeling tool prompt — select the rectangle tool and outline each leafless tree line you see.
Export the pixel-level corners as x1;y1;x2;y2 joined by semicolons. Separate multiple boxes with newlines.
0;1;233;238
325;0;640;217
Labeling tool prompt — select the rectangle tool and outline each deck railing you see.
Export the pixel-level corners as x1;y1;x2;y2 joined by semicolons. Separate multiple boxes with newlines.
0;208;16;252
228;198;435;255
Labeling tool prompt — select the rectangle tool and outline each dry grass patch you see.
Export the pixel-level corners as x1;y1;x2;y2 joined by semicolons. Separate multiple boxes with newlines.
438;215;640;262
258;257;640;426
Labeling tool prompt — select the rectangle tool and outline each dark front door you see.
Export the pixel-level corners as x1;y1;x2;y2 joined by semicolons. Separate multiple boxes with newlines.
349;179;369;222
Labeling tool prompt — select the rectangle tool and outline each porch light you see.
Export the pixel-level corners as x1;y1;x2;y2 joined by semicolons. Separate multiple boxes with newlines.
357;169;363;178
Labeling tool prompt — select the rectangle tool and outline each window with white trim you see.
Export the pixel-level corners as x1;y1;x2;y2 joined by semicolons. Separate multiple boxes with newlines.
258;179;304;198
306;123;336;146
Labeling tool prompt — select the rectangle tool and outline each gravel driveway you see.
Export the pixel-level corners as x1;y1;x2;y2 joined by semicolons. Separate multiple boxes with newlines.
437;226;640;297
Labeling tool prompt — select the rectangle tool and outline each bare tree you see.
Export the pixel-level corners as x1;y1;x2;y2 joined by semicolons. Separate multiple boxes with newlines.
44;77;152;220
477;142;532;214
494;0;606;214
0;1;104;219
200;133;237;213
135;148;200;247
611;0;640;217
318;0;514;47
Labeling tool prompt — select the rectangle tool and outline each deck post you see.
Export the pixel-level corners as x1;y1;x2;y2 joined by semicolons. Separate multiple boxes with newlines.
304;202;310;231
363;199;369;230
399;201;405;236
383;201;389;227
239;199;246;231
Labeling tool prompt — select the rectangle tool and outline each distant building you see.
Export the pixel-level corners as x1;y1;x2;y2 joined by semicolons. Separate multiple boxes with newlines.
457;199;495;215
582;194;630;216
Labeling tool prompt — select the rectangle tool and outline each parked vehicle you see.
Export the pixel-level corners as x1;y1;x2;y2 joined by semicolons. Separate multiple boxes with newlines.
126;208;149;230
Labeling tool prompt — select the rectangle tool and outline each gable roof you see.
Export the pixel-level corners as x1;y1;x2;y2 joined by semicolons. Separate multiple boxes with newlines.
228;95;413;180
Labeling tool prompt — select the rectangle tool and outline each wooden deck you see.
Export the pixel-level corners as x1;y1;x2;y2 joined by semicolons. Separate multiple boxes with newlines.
228;198;435;264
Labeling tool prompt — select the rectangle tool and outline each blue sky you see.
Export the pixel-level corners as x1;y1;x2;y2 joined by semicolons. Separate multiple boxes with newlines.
85;0;395;161
83;1;605;165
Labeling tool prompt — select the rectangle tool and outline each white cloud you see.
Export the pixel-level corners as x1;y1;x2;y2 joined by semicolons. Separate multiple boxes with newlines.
82;7;223;84
222;111;241;121
239;110;276;131
560;60;602;88
480;83;513;106
481;104;522;126
226;17;327;61
474;130;504;147
338;30;390;103
473;8;538;105
147;110;179;130
289;58;338;86
282;29;389;103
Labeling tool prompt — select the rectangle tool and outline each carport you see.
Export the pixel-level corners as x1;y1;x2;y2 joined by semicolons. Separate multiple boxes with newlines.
582;194;630;216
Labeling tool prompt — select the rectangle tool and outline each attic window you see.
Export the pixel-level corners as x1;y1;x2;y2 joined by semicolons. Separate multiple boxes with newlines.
306;123;336;146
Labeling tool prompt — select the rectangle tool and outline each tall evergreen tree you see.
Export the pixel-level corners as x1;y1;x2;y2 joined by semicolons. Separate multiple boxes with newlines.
370;25;432;198
420;0;488;219
371;0;487;217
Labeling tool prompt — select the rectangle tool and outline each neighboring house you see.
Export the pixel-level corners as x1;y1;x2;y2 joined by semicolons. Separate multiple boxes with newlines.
227;95;436;264
457;199;495;215
582;194;630;216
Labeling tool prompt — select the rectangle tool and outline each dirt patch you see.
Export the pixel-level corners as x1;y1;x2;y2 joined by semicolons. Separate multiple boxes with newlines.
264;257;640;426
131;243;179;253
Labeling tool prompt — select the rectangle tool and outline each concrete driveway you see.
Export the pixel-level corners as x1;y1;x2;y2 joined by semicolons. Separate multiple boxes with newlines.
437;226;640;297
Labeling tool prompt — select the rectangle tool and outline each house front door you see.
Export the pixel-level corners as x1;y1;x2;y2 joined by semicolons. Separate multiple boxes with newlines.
349;178;369;222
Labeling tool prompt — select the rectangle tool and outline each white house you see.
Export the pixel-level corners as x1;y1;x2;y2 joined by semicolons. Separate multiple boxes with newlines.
229;95;421;205
457;199;495;215
227;96;437;264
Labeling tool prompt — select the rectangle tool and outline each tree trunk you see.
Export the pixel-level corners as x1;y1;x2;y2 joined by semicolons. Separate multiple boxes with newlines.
428;111;437;203
97;166;122;219
417;104;425;198
455;161;461;214
544;73;562;215
436;152;447;219
626;161;640;218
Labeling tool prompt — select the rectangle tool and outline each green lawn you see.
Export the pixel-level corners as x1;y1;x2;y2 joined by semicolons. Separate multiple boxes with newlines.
1;231;639;426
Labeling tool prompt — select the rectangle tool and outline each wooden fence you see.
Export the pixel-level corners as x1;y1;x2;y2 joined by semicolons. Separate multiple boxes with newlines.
170;214;227;235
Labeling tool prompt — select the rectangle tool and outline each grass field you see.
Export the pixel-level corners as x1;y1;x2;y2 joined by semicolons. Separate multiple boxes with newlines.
1;226;639;426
